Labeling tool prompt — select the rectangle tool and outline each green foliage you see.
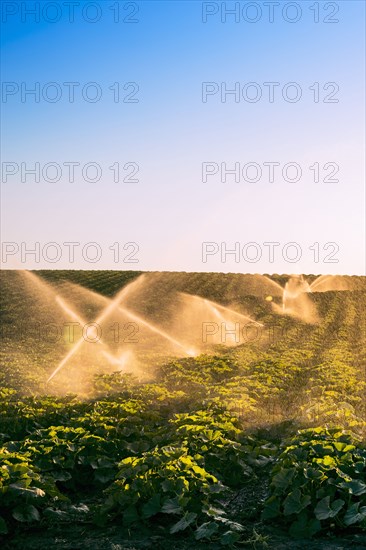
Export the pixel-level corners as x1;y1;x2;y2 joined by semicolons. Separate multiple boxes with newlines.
0;447;64;533
1;270;366;546
104;445;227;530
263;427;366;537
100;407;266;543
170;408;277;487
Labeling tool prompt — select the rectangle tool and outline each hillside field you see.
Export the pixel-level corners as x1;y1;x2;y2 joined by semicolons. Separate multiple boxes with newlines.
0;270;366;549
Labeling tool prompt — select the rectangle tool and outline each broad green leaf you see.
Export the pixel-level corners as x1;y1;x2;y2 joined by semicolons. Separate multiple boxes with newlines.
272;468;295;490
204;506;226;519
262;496;281;520
195;521;219;540
314;496;345;520
316;455;336;468
304;467;323;480
284;489;311;516
170;512;197;534
220;530;241;545
51;471;72;482
12;504;40;523
161;497;183;515
141;494;161;518
289;514;321;538
338;480;366;496
344;502;366;526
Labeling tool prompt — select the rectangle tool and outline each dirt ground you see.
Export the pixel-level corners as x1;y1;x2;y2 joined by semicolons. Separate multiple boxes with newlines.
4;523;366;550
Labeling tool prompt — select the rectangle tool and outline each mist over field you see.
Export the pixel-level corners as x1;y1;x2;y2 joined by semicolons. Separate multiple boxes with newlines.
1;270;366;548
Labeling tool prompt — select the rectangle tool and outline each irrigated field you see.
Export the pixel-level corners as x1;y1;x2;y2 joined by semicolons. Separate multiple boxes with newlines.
0;270;366;549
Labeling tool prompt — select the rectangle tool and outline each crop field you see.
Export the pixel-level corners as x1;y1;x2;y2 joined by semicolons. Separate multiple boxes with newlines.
0;270;366;549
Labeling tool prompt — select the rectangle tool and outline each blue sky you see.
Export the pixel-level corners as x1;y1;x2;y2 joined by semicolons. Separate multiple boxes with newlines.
1;0;365;273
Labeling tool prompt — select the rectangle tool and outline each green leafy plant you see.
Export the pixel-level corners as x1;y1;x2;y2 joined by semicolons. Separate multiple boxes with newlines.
102;443;244;544
262;427;366;537
0;448;65;534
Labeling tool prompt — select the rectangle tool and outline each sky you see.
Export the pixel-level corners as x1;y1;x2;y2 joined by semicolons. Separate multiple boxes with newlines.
1;0;365;274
